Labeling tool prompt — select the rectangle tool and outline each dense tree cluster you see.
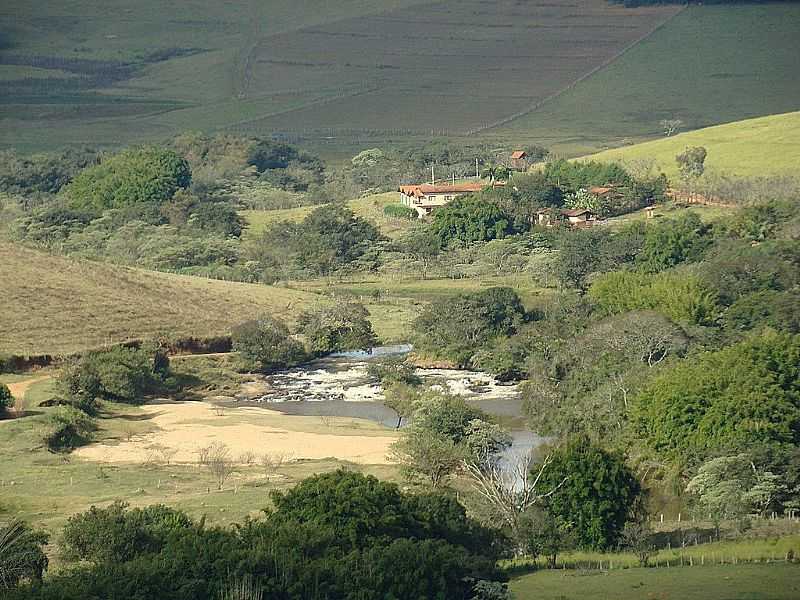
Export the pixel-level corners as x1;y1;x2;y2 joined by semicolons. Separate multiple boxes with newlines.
9;471;507;600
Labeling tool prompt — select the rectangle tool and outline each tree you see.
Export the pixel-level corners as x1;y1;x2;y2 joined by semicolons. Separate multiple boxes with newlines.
464;452;563;554
296;301;378;355
632;331;800;461
61;501;192;564
430;196;517;246
620;520;654;566
58;345;168;408
412;287;526;365
537;435;640;550
563;188;612;217
554;228;614;292
636;212;712;273
400;226;441;279
66;147;191;213
392;425;467;488
660;118;683;137
518;505;573;568
207;442;234;490
231;315;307;371
0;520;48;590
0;384;12;416
676;146;707;195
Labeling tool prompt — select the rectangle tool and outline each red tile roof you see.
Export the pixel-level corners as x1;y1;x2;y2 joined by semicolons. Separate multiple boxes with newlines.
561;208;594;217
510;150;527;160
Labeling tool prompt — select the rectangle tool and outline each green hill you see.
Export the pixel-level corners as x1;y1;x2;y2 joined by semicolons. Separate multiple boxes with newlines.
0;243;321;356
491;3;800;157
582;111;800;179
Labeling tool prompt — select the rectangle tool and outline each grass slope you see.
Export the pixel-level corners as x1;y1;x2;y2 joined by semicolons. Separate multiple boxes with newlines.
0;0;678;152
493;4;800;157
511;564;800;600
241;192;415;241
583;111;800;179
0;243;321;356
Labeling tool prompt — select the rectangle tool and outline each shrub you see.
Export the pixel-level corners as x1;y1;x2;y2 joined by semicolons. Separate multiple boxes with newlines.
65;147;191;213
632;331;800;461
297;302;378;355
430;196;518;246
231;315;307;372
0;383;12;415
383;203;417;219
58;345;168;408
636;213;713;273
61;501;193;564
42;406;96;452
589;270;719;325
412;287;526;365
538;435;640;550
0;520;49;590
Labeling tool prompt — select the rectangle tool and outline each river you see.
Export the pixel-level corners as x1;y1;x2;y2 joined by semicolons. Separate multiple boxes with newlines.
242;345;546;464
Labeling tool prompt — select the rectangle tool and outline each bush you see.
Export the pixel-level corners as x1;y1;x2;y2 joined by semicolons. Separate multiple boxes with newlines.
58;345;168;408
632;331;800;461
589;270;719;325
412;287;526;365
430;196;518;246
538;435;640;550
61;501;193;564
231;315;307;371
383;203;417;219
42;406;96;452
0;383;12;415
297;302;378;355
0;520;49;590
636;213;713;273
65;146;191;213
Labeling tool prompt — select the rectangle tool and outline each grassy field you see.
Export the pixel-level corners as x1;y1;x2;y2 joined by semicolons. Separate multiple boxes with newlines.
583;111;800;180
510;564;800;600
492;4;800;157
0;0;678;153
241;192;415;240
0;242;322;356
0;371;400;536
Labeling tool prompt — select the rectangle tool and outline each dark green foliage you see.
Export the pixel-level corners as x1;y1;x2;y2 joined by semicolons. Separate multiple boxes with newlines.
368;357;421;387
66;147;191;212
430;196;518;247
231;315;307;371
0;147;99;196
589;270;719;325
58;345;169;408
61;501;192;564
554;228;614;291
543;159;632;192
701;240;799;306
412;287;526;365
724;290;800;334
16;471;502;600
256;204;382;276
0;520;49;590
539;435;640;550
248;140;324;192
632;331;800;461
160;189;245;237
297;302;378;354
725;200;794;242
41;406;96;452
383;203;417;219
0;383;12;414
636;213;713;273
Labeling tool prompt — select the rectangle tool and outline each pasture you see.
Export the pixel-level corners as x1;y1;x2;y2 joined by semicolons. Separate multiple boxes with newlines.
0;242;321;356
494;4;800;157
582;111;800;180
0;0;678;153
241;192;415;240
510;564;800;600
0;371;400;534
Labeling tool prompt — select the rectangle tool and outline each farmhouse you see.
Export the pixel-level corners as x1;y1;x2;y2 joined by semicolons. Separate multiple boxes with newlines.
510;150;528;171
399;182;497;217
534;207;597;228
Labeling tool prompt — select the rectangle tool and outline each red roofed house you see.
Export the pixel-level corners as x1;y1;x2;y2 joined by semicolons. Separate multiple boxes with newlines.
399;182;501;217
534;207;597;228
510;150;528;171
